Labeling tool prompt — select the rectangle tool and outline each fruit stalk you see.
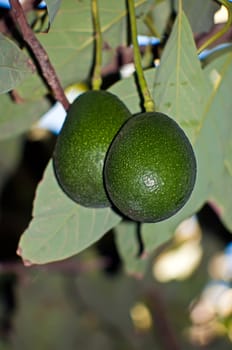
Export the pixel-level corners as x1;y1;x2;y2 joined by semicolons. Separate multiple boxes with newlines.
91;0;103;90
127;0;155;112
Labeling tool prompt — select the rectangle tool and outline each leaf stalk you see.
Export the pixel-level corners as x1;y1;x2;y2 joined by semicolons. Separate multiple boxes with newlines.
197;0;232;54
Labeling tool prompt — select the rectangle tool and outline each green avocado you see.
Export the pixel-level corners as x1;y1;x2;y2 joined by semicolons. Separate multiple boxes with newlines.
104;112;197;222
53;90;131;207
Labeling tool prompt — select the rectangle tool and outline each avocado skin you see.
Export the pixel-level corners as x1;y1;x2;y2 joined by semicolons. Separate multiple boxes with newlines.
53;90;131;207
104;112;197;222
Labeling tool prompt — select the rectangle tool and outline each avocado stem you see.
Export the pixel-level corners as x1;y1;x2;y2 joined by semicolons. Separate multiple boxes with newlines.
127;0;155;112
91;0;103;90
197;0;232;54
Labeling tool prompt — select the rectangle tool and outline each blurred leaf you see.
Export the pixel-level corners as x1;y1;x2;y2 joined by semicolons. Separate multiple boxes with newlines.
76;271;140;336
114;221;149;277
18;161;122;264
174;0;220;33
0;91;51;140
0;136;23;192
13;267;147;349
13;272;80;350
45;0;62;28
0;34;34;94
13;269;121;350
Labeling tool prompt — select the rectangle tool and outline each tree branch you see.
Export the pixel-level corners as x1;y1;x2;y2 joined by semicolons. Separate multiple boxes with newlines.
0;256;110;276
146;287;182;350
9;0;70;111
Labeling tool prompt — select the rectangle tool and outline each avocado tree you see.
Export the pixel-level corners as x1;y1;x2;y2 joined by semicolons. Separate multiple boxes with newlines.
0;0;232;277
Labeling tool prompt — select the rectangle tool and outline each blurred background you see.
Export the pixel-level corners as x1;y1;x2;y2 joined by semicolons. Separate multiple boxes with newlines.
0;1;232;349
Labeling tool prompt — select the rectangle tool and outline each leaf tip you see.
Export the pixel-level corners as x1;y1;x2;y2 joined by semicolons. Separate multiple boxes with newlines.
16;247;34;267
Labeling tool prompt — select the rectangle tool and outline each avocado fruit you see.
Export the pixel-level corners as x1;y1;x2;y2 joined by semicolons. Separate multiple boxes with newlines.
104;112;197;222
53;90;131;207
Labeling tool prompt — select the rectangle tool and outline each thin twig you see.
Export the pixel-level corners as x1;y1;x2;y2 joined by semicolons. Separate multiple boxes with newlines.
9;0;70;111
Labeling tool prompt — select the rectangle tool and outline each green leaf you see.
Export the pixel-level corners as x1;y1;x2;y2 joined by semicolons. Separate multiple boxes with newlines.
18;161;122;265
153;10;209;142
114;221;148;277
45;0;62;28
202;51;232;231
0;34;34;94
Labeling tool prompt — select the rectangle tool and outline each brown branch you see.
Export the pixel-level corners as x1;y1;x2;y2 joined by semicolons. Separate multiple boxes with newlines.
9;0;70;111
146;287;182;350
0;256;110;276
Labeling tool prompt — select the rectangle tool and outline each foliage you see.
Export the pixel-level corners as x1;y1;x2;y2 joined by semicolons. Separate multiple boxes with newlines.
0;0;232;275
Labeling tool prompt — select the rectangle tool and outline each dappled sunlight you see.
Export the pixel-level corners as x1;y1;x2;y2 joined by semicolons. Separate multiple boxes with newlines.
187;281;232;346
214;5;228;24
130;302;153;332
153;216;203;282
186;241;232;346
